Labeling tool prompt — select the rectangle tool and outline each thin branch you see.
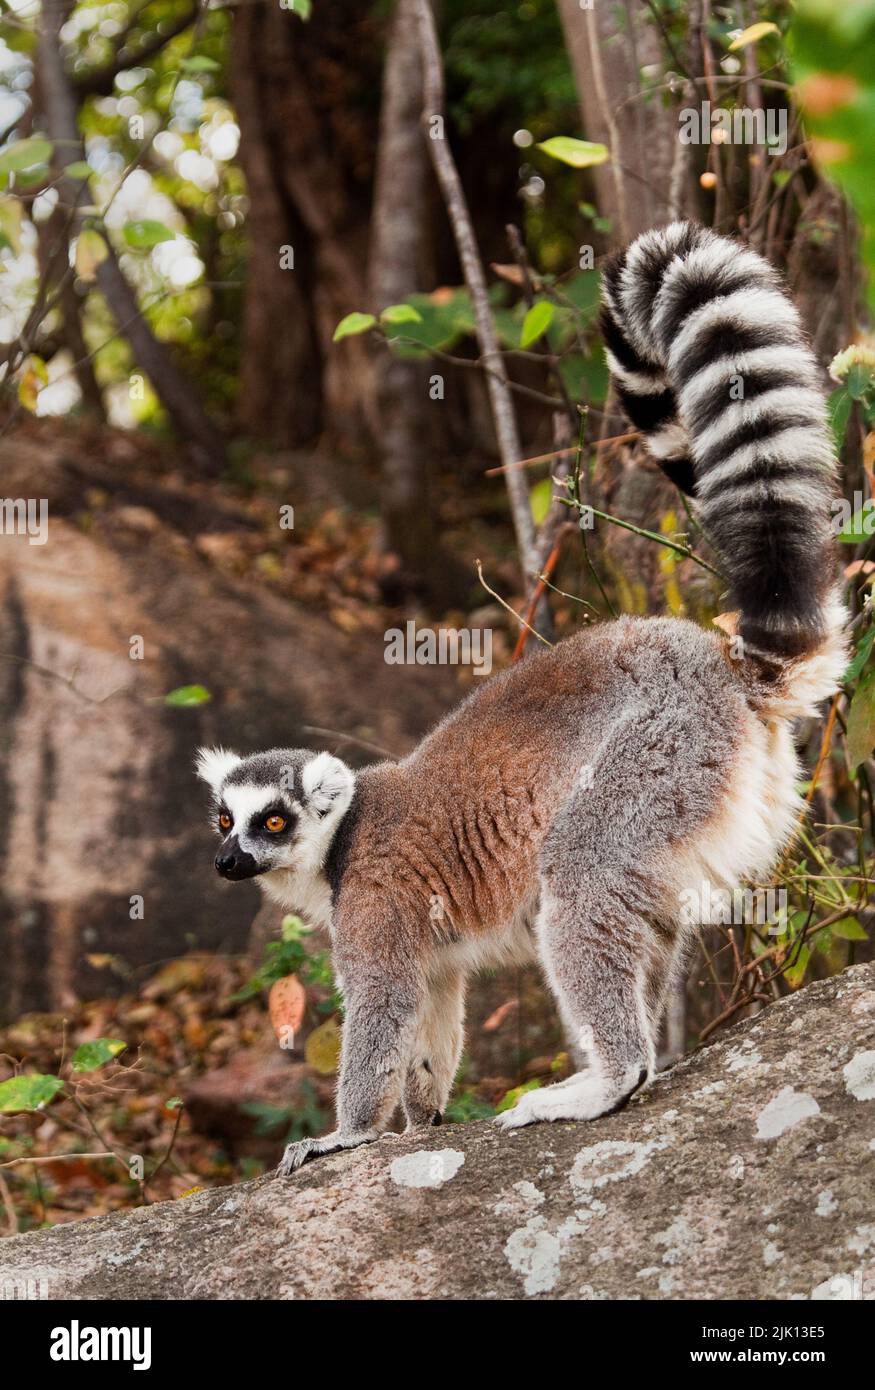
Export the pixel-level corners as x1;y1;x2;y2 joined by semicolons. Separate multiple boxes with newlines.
300;726;398;761
414;0;539;594
558;497;724;579
74;3;199;98
474;559;552;649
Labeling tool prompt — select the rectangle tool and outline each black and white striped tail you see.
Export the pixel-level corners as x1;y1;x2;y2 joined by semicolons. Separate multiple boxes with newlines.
601;221;838;659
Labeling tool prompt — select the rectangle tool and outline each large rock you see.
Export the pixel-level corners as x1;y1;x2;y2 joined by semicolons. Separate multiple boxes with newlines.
0;427;457;1019
2;964;874;1300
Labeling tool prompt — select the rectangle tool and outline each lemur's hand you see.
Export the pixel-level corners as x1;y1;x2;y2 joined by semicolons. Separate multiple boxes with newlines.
276;1128;379;1176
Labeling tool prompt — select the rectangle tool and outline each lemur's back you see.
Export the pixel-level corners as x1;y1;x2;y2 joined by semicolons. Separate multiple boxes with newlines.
345;616;749;938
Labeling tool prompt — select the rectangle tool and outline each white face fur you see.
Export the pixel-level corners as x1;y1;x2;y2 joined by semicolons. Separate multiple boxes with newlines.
196;747;356;931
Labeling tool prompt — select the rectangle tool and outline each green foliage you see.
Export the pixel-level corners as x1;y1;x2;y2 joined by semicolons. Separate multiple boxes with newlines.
163;684;212;707
520;299;555;347
443;0;577;133
71;1039;127;1073
333;311;377;341
847;670;875;771
536;137;609;169
123;220;176;249
789;0;875;312
232;915;338;1007
242;1079;325;1143
0;136;52;178
0;1073;65;1113
495;1078;541;1112
529;477;553;525
443;1090;496;1122
380;303;423;328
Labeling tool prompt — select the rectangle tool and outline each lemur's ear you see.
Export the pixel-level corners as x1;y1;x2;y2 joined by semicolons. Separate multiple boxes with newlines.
195;746;242;794
302;752;354;817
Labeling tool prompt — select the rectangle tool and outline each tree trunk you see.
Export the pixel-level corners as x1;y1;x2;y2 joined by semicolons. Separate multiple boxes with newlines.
367;0;462;603
230;2;381;449
556;0;681;245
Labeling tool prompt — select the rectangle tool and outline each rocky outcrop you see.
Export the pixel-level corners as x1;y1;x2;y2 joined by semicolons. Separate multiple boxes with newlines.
0;428;457;1019
2;964;874;1300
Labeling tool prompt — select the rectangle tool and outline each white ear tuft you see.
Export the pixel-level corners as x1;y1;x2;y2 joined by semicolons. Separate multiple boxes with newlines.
302;752;354;817
195;746;242;795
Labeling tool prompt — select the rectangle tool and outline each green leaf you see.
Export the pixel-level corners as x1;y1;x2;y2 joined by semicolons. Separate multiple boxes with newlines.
0;197;23;255
831;917;868;941
286;0;312;16
164;683;211;707
0;1073;65;1113
18;355;48;412
837;502;875;543
529;477;553;525
496;1079;541;1113
536;137;610;169
72;1039;126;1073
520;300;555;348
846;363;873;401
180;56;221;73
827;387;852;453
845;627;875;682
65;161;93;180
380;304;423;327
728;21;780;51
783;944;811;990
123;219;175;249
846;669;875;769
0;137;53;175
333;311;377;342
165;1096;184;1110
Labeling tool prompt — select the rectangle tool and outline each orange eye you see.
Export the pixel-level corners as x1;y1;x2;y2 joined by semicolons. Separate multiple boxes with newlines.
265;815;286;834
218;813;232;832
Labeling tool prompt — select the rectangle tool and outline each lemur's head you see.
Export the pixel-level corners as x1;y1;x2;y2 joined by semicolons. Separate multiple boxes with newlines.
196;746;355;889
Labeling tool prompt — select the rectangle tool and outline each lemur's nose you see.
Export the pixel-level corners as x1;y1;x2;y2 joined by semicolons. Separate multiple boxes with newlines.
215;845;260;880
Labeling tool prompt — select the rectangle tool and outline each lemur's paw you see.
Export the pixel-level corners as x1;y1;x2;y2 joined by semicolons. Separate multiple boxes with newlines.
494;1071;643;1129
276;1129;379;1177
276;1137;319;1175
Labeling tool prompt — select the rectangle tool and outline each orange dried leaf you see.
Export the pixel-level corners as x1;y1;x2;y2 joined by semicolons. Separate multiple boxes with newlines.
712;610;739;636
482;999;520;1032
268;974;306;1044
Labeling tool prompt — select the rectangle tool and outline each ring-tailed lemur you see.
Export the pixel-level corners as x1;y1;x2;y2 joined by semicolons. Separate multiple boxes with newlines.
198;221;847;1174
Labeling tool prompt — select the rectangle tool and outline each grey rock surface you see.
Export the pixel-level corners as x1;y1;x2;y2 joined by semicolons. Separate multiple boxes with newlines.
2;964;875;1300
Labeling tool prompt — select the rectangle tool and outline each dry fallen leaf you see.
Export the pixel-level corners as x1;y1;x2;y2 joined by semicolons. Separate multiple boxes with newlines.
712;610;739;637
268;974;307;1046
482;999;520;1032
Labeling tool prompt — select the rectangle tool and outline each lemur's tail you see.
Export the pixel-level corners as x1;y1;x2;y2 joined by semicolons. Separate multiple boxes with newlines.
601;221;846;709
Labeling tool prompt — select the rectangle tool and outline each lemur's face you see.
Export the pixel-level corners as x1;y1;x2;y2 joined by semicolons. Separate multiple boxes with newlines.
196;747;355;883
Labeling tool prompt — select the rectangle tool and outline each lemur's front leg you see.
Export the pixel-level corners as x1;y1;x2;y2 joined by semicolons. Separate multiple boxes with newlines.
278;954;423;1176
402;968;465;1131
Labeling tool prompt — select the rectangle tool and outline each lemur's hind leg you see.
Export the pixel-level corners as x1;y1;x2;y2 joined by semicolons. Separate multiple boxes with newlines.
403;968;465;1130
496;864;671;1128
